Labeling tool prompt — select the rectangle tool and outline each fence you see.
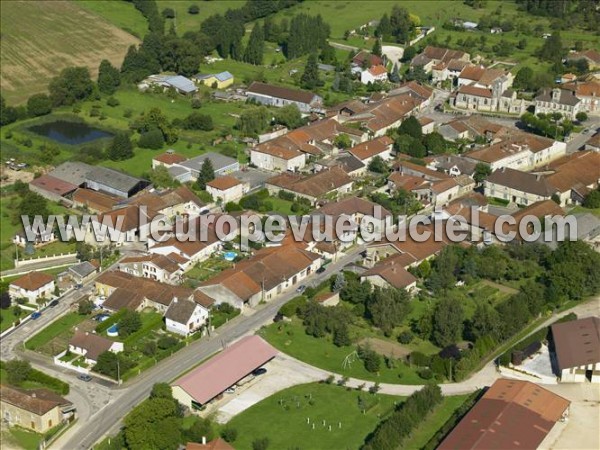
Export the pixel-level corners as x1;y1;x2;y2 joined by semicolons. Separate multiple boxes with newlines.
15;252;79;269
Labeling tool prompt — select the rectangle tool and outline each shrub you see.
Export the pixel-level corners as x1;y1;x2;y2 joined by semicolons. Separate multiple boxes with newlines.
188;4;199;14
143;341;157;356
106;97;120;107
191;98;202;109
278;295;306;318
278;190;296;201
138;128;165;149
221;427;238;443
252;437;270;450
398;330;414;344
409;351;430;367
157;336;179;350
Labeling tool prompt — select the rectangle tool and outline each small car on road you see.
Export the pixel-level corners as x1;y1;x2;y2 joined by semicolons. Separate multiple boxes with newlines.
78;374;92;382
30;311;42;320
296;285;306;293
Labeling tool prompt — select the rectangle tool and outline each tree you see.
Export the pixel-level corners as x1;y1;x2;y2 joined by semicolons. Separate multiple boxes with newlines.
368;156;389;174
221;427;238;443
319;44;336;65
333;323;352;347
473;162;492;183
389;63;401;83
583;189;600;208
406;66;428;83
401;45;417;62
422;132;446;155
333;272;346;291
196;158;215;190
433;297;464;347
48;67;94;106
147;165;180;189
138;128;165;149
274;104;303;129
538;32;564;63
5;359;32;385
186;417;215;443
333;133;351;149
118;310;142;337
398;116;422;140
183;112;214;131
285;13;330;59
78;299;94;315
162;7;175;18
107;132;134;161
188;4;199;14
366;288;411;336
19;191;51;224
124;396;182;450
358;346;381;373
576;111;588;122
300;53;321;90
1;95;18;126
27;94;52;117
150;383;173;399
98;60;121;95
133;108;178;144
394;134;425;158
469;303;501;341
237;106;270;136
244;24;265;65
513;66;534;91
372;39;382;57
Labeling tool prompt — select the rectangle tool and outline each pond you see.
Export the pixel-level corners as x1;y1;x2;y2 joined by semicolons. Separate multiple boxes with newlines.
28;120;113;145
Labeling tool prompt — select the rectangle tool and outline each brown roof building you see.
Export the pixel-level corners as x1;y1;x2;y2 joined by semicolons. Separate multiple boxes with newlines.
69;330;120;362
551;316;600;382
266;166;353;202
438;379;570;450
29;174;77;199
347;136;393;162
10;271;54;292
72;188;120;214
186;438;234;450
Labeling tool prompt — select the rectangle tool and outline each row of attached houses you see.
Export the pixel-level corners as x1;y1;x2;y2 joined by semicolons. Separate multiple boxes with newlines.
534;81;600;119
484;151;600;206
246;81;323;113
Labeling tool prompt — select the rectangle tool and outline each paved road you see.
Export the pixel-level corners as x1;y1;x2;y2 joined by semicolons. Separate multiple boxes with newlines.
566;116;600;154
327;40;359;52
0;256;78;279
54;246;366;450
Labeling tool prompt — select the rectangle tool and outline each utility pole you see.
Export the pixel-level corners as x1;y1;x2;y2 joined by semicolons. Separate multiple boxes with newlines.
117;357;121;385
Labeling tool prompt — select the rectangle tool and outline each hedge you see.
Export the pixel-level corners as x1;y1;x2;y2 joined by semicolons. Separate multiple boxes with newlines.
95;309;127;333
28;368;70;395
278;295;307;318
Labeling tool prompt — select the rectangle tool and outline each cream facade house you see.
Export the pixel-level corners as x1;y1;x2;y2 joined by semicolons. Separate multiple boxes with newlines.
250;145;306;171
206;176;248;204
9;271;55;303
165;298;209;337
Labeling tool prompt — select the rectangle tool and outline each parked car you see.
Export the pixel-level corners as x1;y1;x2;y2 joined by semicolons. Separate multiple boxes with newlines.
48;300;59;308
74;284;83;290
316;267;326;274
30;311;42;320
78;374;92;382
225;387;236;394
296;285;306;293
93;313;110;322
252;367;267;376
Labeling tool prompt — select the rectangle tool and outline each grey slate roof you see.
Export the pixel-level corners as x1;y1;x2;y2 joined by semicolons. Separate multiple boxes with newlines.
68;261;97;279
535;88;581;106
86;167;146;193
179;152;238;172
165;299;198;324
486;168;557;197
168;165;189;178
49;162;94;186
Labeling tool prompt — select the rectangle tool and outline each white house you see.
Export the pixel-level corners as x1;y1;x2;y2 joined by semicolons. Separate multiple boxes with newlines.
206;176;248;204
551;317;600;383
361;65;388;85
250;144;306;172
68;331;123;365
164;298;209;337
9;272;55;303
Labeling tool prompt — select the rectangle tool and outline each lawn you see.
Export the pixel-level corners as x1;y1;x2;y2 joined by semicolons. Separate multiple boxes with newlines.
5;428;42;450
226;382;403;450
25;312;89;354
0;1;139;105
185;257;234;283
260;317;425;384
157;1;242;35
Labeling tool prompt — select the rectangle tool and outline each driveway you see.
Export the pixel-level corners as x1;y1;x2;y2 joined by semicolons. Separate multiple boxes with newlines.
215;354;326;423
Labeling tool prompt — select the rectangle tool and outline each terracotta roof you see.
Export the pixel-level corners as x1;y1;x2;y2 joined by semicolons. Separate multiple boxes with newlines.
193;290;216;308
388;172;429;191
363;94;421;132
0;385;71;415
567;49;600;64
348;136;393;161
368;223;451;262
30;174;77;196
317;196;392;218
362;255;418;289
96;204;160;232
10;271;54;291
551;316;600;370
418;116;434;126
587;132;600;148
173;336;277;405
266;166;352;199
563;80;600;97
69;331;114;361
186;438;234;450
352;51;384;67
368;65;387;76
466;133;555;164
247;81;317;105
459;65;486;81
438;379;570;450
153;152;187;165
430;178;459;194
73;188;120;213
253;143;303;160
486;168;557;197
457;83;492;98
420;46;467;64
393;161;451;180
206;175;243;191
314;292;338;303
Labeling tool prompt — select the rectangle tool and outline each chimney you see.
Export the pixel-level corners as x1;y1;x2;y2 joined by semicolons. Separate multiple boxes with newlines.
173;297;178;303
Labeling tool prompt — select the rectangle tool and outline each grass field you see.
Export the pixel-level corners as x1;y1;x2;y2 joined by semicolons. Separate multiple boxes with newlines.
260;317;425;384
25;312;88;354
0;1;139;105
74;0;148;38
226;382;403;450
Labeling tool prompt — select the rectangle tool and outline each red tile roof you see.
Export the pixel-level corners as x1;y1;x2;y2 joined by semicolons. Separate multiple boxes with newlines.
368;65;388;76
206;175;243;191
438;379;570;450
348;136;393;161
153;152;187;165
30;174;77;196
10;271;54;291
457;84;493;98
173;336;277;405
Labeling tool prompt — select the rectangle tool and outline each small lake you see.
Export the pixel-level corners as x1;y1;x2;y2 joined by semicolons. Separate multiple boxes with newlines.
28;120;113;145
